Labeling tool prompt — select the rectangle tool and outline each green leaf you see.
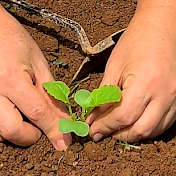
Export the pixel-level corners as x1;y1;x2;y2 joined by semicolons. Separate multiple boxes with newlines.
58;119;74;133
74;85;121;111
73;121;89;137
74;89;91;109
90;85;121;106
58;119;89;137
42;81;70;104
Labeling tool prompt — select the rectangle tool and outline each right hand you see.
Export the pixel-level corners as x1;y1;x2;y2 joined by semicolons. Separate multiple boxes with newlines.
0;5;71;151
87;3;176;143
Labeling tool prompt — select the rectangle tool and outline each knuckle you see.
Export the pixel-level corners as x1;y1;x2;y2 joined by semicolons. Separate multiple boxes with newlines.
0;66;19;86
3;125;21;140
28;103;48;122
0;68;11;83
0;66;14;79
115;113;133;126
145;69;165;89
132;127;151;140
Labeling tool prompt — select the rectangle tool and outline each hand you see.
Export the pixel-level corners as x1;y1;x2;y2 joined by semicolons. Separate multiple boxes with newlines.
87;5;176;142
0;5;71;150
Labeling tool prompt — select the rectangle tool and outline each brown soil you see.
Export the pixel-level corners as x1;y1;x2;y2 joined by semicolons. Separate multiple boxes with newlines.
1;0;176;175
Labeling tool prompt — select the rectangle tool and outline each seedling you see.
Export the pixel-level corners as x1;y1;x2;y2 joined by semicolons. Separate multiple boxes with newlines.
117;132;141;152
118;141;141;151
51;165;58;172
42;81;121;137
53;59;68;67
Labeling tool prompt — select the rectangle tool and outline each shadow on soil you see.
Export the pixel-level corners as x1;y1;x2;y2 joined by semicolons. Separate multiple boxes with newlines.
2;2;83;53
3;2;124;79
154;122;176;143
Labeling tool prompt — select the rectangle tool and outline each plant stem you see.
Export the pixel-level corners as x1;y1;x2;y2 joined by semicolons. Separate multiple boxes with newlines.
80;109;86;122
79;107;94;122
119;142;141;150
84;107;94;120
67;104;75;121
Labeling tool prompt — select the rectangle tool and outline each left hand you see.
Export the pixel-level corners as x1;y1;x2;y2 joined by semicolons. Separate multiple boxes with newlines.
0;5;72;150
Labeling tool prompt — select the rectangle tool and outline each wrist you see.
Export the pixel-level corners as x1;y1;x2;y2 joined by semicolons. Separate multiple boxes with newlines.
136;0;176;13
125;0;176;40
132;0;176;32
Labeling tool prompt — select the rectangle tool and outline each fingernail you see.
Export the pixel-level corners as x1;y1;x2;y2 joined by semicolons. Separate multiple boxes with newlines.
93;133;104;142
56;140;68;151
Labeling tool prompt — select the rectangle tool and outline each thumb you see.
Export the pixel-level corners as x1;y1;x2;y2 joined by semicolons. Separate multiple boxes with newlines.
86;49;122;125
33;57;72;150
100;43;123;86
86;103;113;125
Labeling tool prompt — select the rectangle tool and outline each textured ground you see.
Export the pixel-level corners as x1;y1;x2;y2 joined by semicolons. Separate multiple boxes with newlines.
1;0;176;175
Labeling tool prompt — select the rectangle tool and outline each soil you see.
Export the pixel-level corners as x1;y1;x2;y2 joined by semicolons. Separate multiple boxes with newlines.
0;0;176;175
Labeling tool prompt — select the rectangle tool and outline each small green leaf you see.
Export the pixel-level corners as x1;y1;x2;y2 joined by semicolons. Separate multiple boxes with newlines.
53;60;68;67
74;85;121;112
58;119;89;137
73;121;89;137
90;85;121;107
74;89;91;109
42;81;70;104
58;119;74;133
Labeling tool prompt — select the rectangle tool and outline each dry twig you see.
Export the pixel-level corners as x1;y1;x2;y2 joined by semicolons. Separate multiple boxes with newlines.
3;0;125;81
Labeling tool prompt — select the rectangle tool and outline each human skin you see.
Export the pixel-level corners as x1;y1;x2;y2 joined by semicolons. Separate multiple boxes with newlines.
0;5;71;151
87;0;176;142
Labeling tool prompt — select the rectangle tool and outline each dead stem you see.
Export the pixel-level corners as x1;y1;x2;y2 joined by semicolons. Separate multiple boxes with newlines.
71;57;90;83
4;0;125;55
70;75;90;94
58;155;64;165
4;0;125;83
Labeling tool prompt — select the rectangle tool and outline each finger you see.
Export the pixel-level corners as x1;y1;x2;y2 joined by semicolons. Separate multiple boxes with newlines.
112;100;167;142
0;96;41;146
89;83;151;142
86;45;122;129
0;136;4;142
86;103;113;125
149;106;176;139
34;61;69;119
6;64;71;150
34;61;72;150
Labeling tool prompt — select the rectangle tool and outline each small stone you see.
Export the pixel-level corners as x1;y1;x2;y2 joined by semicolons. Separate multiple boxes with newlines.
41;173;47;176
25;163;34;170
